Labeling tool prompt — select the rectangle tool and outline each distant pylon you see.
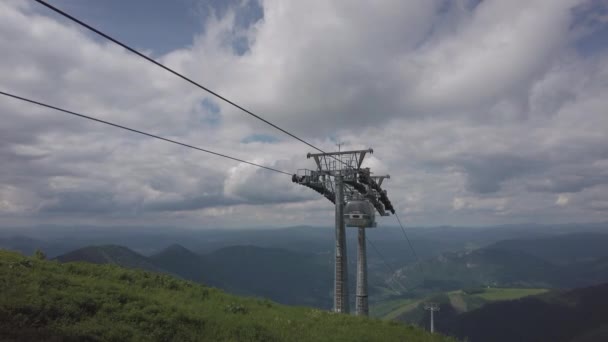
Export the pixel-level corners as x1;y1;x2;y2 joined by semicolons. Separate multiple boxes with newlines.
424;303;440;333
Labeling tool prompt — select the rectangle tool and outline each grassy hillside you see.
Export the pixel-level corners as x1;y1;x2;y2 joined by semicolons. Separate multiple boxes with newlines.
0;250;455;342
398;247;558;291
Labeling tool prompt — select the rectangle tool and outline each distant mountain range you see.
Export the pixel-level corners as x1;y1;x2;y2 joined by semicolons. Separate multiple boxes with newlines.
3;222;607;261
56;245;165;273
54;243;333;309
5;225;608;311
396;233;608;292
489;232;608;265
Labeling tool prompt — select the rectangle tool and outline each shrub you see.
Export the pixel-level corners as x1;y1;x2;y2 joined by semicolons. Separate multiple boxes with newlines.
34;249;47;260
225;303;248;314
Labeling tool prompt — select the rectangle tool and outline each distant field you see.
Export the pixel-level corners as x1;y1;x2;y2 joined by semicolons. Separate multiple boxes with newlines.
370;297;415;318
373;287;548;321
383;300;422;321
472;288;548;301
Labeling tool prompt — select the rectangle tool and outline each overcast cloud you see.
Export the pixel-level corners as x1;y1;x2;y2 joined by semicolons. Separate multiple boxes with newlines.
0;0;607;228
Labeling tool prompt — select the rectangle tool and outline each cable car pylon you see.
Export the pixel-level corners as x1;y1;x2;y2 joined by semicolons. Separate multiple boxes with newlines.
293;148;393;315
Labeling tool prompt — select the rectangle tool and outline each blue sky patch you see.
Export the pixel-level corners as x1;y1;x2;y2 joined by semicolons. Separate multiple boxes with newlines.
41;0;263;56
200;98;221;126
241;134;279;144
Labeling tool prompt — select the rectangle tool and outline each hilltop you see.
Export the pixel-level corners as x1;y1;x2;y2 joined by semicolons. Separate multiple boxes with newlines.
55;245;165;273
0;250;454;341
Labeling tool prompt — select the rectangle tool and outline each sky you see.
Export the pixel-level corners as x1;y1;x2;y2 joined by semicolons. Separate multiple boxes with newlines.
0;0;607;229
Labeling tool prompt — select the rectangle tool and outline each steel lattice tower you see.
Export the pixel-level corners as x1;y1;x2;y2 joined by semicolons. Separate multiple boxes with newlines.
293;148;395;315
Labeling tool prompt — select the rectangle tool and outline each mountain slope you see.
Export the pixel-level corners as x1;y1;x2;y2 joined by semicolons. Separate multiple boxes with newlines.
440;283;608;342
374;287;548;322
204;245;333;307
398;247;559;291
149;243;210;283
0;235;74;258
59;244;333;309
397;233;608;292
0;250;454;342
55;245;164;273
489;232;608;265
152;244;333;308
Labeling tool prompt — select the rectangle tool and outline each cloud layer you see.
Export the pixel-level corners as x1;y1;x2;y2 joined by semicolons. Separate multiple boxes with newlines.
0;0;607;228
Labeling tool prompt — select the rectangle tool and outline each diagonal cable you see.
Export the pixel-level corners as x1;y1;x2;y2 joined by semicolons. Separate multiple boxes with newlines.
34;0;349;166
367;237;408;294
395;212;424;274
0;90;291;175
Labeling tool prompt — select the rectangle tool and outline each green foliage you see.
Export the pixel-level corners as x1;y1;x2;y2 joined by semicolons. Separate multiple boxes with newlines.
34;249;46;260
0;250;454;342
225;302;249;314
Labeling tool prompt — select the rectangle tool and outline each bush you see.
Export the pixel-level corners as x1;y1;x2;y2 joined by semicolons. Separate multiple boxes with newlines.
225;303;248;314
34;249;47;260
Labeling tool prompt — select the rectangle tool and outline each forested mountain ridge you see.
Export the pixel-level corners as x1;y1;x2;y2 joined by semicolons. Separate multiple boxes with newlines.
52;232;608;310
395;233;608;292
55;243;333;308
488;233;608;265
55;245;165;273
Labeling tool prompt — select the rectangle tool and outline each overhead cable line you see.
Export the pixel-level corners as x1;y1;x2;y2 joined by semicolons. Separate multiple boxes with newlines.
0;91;291;176
34;0;347;166
366;237;408;294
395;212;424;274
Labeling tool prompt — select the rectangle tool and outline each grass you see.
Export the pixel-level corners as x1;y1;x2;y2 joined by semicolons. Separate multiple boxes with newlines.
0;250;455;342
370;297;415;318
384;300;424;321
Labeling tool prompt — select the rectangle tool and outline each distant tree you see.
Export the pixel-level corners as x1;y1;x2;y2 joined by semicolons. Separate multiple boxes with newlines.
34;249;46;260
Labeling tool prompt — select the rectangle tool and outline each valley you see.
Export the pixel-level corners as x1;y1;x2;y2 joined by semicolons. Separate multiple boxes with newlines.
3;223;608;341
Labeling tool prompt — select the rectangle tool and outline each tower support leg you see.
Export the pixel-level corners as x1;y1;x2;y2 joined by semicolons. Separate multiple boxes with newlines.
334;175;349;313
356;227;368;316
